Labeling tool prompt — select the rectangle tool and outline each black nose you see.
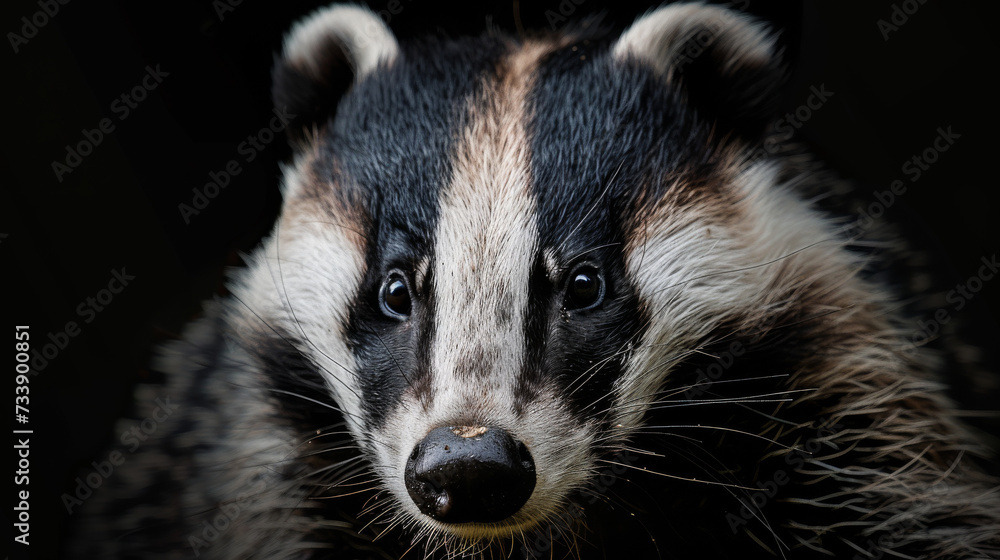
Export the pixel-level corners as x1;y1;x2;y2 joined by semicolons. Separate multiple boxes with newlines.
404;426;535;523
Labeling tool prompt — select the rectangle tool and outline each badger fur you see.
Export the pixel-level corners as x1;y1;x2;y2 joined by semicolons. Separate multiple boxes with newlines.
71;3;1000;559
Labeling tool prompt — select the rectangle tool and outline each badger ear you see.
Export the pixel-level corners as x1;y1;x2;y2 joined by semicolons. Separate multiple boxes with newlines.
272;4;399;146
612;3;785;139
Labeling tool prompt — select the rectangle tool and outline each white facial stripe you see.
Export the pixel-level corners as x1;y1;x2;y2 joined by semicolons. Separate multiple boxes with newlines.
428;43;548;421
230;157;368;439
616;162;856;432
370;42;597;539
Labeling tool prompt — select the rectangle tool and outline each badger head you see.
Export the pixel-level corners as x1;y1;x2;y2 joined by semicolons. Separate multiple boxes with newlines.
224;2;913;557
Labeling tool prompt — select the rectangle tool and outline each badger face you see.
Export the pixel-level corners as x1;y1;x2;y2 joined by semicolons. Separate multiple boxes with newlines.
231;2;876;554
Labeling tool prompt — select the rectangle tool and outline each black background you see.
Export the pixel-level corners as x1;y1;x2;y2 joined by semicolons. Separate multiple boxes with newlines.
4;1;999;558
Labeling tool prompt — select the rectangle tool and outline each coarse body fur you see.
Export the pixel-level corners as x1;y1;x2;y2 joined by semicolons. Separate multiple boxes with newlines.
71;3;1000;559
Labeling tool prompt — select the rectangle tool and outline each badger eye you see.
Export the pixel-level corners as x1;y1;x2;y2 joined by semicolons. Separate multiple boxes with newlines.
380;272;412;318
565;265;604;310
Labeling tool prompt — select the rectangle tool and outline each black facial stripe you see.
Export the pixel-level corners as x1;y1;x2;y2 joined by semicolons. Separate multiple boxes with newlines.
514;255;555;416
252;328;346;437
340;37;509;431
513;223;646;423
519;36;682;422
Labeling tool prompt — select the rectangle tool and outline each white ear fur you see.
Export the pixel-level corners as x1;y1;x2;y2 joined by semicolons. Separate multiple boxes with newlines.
612;3;777;83
283;4;399;81
612;3;784;138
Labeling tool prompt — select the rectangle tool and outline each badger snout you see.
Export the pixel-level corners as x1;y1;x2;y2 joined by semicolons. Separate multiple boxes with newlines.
404;426;536;524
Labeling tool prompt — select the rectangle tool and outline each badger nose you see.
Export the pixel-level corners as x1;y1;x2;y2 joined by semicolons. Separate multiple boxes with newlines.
404;426;535;523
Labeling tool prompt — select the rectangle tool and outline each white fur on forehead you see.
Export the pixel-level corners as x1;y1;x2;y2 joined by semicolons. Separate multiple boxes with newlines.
283;4;399;80
612;3;777;81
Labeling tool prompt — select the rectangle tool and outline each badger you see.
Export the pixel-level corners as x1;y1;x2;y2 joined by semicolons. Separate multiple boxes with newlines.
71;3;1000;559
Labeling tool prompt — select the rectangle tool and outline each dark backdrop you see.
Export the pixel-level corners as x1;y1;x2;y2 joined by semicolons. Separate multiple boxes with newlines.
4;1;998;558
